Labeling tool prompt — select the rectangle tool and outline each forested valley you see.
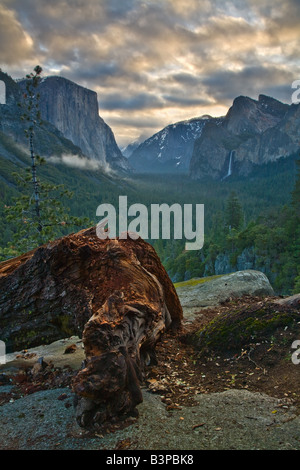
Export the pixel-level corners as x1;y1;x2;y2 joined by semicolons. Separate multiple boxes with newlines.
1;139;299;295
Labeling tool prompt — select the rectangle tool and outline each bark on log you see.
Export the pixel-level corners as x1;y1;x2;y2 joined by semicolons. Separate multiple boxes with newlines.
72;234;183;430
0;227;183;429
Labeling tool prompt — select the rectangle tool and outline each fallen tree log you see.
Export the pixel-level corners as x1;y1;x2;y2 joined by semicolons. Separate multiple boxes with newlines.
0;227;183;428
72;234;183;430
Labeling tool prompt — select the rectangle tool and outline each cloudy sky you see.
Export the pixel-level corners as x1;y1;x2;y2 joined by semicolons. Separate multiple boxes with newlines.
0;0;299;147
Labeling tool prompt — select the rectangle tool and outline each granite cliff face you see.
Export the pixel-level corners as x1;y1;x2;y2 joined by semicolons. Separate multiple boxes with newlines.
190;95;299;180
37;76;130;171
0;70;129;172
0;71;85;162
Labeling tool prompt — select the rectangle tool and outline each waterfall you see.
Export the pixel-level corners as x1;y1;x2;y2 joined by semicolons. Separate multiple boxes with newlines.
222;150;234;180
227;150;233;177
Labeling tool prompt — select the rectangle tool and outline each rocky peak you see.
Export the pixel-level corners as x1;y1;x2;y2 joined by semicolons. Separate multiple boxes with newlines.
258;94;289;117
128;116;219;173
225;95;288;136
38;76;99;136
190;94;298;180
0;71;88;163
16;74;129;172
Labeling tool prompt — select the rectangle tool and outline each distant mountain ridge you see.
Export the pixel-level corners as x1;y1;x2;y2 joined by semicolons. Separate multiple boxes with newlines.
121;134;149;158
128;115;221;172
2;68;299;180
190;94;300;180
127;94;300;178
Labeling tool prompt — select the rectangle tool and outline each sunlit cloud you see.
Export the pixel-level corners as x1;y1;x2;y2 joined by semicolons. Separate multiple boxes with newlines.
0;4;34;64
0;0;299;146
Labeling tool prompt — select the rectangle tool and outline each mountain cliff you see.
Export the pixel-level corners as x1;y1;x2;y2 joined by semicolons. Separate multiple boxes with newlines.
121;134;149;158
0;71;86;164
129;116;220;173
36;76;129;171
190;95;300;180
127;94;299;178
0;70;129;172
0;70;136;251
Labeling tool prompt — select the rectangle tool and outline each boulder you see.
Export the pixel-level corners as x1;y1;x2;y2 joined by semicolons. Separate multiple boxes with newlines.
176;270;274;318
191;294;300;355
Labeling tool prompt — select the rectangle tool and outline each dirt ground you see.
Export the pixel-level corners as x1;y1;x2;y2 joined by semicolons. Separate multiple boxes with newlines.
148;296;300;412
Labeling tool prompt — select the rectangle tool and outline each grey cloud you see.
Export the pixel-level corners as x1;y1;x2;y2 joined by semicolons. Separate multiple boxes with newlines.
66;62;123;82
170;73;203;87
202;65;296;104
1;0;299;143
106;114;165;130
99;92;165;111
163;94;211;107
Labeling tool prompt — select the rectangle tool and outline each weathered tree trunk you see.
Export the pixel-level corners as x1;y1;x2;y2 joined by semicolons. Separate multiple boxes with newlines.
72;290;169;429
0;227;183;429
71;235;183;430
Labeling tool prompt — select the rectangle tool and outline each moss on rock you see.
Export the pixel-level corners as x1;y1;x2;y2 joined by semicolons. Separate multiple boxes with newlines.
174;274;224;288
192;301;299;355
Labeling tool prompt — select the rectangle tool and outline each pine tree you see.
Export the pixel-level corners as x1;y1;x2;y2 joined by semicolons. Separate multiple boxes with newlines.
291;158;300;292
225;191;244;231
21;65;43;234
2;66;90;258
291;159;300;217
